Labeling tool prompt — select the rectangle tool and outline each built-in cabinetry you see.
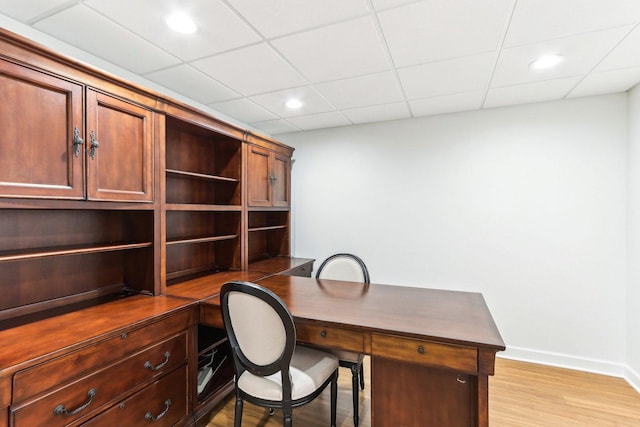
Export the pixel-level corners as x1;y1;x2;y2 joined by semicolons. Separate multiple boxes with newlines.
1;296;195;427
246;133;294;267
164;114;243;283
0;27;302;427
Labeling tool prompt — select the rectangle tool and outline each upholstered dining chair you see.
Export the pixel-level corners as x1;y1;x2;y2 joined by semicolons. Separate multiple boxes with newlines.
220;281;339;427
315;253;370;427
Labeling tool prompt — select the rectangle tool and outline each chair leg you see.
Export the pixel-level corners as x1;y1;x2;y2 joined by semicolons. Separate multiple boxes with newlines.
331;370;338;427
234;396;243;427
359;363;365;390
350;364;359;426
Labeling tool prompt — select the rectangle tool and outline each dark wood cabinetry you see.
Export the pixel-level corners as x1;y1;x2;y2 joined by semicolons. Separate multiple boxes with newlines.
0;28;310;427
245;133;294;267
86;89;154;202
0;56;84;200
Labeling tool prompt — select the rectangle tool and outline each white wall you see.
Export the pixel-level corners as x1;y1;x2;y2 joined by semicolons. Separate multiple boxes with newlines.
280;95;629;375
628;85;640;391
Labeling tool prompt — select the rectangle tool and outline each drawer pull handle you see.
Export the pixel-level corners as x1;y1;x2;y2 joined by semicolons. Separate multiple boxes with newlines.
89;130;99;160
417;345;425;354
144;351;171;371
72;127;83;157
145;399;171;422
457;375;467;384
320;330;327;338
121;332;128;339
53;388;96;416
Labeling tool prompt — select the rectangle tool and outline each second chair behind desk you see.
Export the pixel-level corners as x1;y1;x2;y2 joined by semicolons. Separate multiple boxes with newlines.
315;253;370;427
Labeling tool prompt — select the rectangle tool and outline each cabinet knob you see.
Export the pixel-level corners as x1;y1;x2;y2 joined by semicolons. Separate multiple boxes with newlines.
320;330;327;338
269;175;277;182
417;345;425;354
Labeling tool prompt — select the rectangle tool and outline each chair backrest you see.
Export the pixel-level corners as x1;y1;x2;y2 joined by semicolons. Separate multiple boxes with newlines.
220;281;296;379
316;253;370;284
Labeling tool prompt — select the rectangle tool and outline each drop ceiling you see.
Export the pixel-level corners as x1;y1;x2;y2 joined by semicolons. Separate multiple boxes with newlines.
2;0;640;136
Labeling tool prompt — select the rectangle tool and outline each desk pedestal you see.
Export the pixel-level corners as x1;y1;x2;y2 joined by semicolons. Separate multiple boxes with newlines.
372;357;479;426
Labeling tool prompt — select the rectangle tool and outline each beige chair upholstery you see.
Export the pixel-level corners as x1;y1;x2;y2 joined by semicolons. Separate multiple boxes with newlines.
221;281;339;427
316;253;369;427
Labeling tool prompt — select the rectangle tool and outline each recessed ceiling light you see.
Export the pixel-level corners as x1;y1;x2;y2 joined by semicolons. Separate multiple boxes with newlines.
529;54;564;70
285;99;303;109
166;13;197;34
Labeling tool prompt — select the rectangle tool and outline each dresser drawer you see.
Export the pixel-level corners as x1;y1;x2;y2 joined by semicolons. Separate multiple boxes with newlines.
10;332;187;427
371;334;477;373
82;365;188;427
12;308;191;403
296;323;364;353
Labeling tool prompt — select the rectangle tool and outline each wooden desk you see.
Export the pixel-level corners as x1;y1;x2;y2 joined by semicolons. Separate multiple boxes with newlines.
200;275;505;427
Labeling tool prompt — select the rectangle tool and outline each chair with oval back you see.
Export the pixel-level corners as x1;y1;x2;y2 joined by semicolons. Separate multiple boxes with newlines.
315;253;370;427
220;281;339;427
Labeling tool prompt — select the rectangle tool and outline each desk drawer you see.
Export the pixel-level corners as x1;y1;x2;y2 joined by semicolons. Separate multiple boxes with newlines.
82;365;188;427
200;303;224;329
10;332;187;427
12;308;191;403
371;334;477;373
296;323;364;353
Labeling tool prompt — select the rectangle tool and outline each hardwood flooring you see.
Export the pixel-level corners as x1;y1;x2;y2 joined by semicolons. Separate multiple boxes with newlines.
205;357;640;426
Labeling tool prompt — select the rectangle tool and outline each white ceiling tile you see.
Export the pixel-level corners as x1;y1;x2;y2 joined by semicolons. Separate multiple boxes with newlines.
568;67;640;98
226;0;369;39
209;98;278;123
272;16;391;83
191;44;307;96
315;72;404;109
492;26;632;87
342;102;410;124
398;53;496;100
86;0;261;61
251;119;300;135
596;26;640;72
505;0;640;47
0;0;69;22
378;0;514;67
33;5;180;74
484;77;582;108
145;64;239;104
371;0;417;11
249;86;334;118
409;92;484;117
287;111;351;131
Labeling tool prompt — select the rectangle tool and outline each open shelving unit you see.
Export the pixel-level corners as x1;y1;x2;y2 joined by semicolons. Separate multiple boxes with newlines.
164;116;243;283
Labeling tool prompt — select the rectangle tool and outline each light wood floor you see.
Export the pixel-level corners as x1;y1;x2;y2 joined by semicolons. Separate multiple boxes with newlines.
205;357;640;426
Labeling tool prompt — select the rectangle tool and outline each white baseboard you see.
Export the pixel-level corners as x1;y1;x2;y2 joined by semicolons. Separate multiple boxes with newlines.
625;365;640;394
499;346;626;378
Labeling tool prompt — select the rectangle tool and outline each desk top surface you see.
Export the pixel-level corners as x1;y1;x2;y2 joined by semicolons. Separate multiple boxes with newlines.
204;275;505;350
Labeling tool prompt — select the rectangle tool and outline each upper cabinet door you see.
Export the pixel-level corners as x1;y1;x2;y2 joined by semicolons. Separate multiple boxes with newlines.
247;145;272;207
271;153;290;207
85;89;154;202
0;59;84;200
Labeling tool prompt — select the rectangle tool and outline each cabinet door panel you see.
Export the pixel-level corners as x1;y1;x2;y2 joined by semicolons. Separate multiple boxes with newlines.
272;153;290;207
86;90;153;202
0;59;84;199
247;145;271;207
372;357;474;427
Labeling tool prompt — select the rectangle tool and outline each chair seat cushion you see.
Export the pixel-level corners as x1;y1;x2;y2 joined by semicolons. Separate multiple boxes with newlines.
237;345;338;401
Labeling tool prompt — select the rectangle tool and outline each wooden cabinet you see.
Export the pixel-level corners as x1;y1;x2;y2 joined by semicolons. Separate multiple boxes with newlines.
0;58;154;203
247;144;290;208
8;305;193;427
0;56;84;200
85;89;154;202
245;133;294;267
